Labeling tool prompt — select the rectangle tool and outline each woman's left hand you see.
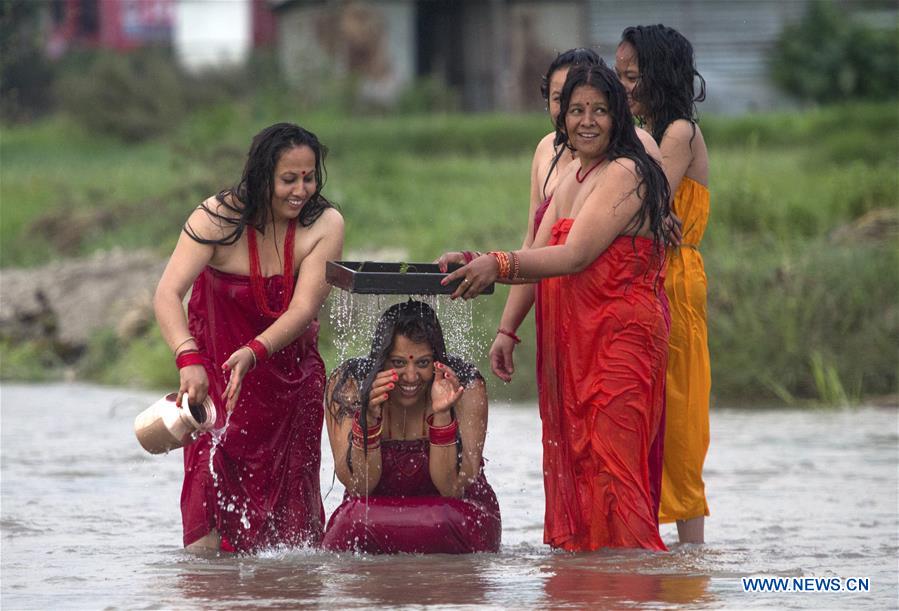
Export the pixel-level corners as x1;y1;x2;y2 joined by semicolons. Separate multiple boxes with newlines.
430;361;464;413
221;347;255;412
665;211;683;246
441;253;499;300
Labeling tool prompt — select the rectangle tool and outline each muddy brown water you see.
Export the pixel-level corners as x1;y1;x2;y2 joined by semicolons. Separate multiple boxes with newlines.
1;383;896;609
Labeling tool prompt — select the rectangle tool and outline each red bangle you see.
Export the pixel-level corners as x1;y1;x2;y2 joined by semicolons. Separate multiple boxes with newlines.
352;412;382;449
176;351;206;369
245;339;268;367
462;250;475;264
352;412;382;435
426;413;458;446
497;328;522;344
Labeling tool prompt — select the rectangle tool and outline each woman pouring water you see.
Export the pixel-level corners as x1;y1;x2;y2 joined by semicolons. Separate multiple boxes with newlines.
153;123;344;552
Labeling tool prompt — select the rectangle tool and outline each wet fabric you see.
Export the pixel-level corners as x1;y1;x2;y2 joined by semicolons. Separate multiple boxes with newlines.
534;197;666;524
536;219;668;552
533;194;552;239
322;438;501;554
181;266;326;552
660;177;712;523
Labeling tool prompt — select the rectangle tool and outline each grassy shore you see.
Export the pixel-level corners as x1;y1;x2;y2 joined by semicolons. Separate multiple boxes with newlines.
2;101;896;405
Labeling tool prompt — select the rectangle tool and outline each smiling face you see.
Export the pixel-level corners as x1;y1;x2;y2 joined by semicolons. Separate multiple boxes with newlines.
564;84;613;162
547;66;570;124
271;145;317;222
614;41;643;118
384;334;435;409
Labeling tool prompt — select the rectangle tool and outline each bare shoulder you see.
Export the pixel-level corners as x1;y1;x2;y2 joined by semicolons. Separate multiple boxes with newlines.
607;156;639;181
184;194;237;241
532;131;557;166
318;205;344;227
326;361;361;405
535;131;556;154
308;206;345;238
662;120;704;149
634;126;662;161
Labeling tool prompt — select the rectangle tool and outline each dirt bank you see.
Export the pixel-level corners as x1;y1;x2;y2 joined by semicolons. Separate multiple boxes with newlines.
0;249;166;356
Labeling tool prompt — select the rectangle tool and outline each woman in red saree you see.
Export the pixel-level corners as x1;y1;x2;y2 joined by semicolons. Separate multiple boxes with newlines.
154;123;344;552
322;300;501;554
442;62;672;551
438;49;668;521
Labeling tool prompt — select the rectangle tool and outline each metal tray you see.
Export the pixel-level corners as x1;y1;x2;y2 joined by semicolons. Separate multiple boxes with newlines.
326;260;494;295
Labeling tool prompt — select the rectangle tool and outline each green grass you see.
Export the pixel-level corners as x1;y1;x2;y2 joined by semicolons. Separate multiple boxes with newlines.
2;101;897;404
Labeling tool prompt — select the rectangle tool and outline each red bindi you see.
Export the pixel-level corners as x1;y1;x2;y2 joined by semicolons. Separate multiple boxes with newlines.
408;355;414;360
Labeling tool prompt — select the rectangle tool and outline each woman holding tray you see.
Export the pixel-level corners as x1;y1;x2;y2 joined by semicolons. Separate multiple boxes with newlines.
322;300;501;554
154;122;344;552
438;49;669;522
442;61;672;551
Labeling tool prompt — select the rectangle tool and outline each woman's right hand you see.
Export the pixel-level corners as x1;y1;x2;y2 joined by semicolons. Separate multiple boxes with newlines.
177;365;210;408
489;333;517;382
366;368;397;421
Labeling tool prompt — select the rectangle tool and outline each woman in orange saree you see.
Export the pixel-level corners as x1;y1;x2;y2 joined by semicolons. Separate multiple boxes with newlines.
617;25;711;544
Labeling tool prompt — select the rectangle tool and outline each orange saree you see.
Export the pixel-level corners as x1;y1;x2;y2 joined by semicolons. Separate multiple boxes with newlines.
659;177;712;523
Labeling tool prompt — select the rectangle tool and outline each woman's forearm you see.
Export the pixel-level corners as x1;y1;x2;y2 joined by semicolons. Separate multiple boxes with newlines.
498;284;536;333
428;408;484;497
153;287;192;353
345;445;383;495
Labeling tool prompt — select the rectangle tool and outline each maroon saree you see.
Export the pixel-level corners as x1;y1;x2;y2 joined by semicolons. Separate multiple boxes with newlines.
181;266;325;552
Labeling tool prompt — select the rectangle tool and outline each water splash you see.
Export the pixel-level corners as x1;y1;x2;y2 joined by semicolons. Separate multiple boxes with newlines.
328;291;488;370
204;406;252;534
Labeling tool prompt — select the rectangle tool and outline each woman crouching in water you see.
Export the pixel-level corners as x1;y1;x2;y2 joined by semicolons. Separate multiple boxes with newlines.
322;300;501;554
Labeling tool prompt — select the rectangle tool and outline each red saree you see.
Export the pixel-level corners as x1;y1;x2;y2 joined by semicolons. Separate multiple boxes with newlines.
181;266;326;552
322;438;501;554
536;219;668;552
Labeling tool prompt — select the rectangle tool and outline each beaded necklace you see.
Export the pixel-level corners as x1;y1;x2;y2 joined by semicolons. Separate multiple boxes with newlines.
246;219;296;318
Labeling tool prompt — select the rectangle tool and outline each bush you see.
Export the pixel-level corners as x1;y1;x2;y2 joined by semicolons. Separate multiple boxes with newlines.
56;50;187;142
770;1;899;103
707;239;899;403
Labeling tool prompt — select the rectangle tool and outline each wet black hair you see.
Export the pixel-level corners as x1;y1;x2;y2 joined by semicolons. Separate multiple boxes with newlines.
553;61;672;252
540;47;601;101
328;300;481;469
185;122;334;245
620;24;706;144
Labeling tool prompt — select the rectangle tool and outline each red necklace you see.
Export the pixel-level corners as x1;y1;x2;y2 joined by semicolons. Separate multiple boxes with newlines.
247;219;296;318
575;156;606;183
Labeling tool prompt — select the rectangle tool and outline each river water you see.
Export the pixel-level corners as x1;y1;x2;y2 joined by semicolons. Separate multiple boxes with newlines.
1;383;896;609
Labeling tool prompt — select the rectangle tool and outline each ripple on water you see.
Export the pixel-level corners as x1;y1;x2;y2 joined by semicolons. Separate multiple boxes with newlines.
0;518;49;537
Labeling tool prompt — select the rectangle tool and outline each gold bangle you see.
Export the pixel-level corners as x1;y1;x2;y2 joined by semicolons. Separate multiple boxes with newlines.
242;345;257;369
174;336;196;354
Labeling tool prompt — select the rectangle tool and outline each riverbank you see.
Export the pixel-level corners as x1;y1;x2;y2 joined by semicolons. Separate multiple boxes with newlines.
1;103;896;404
